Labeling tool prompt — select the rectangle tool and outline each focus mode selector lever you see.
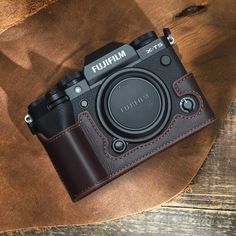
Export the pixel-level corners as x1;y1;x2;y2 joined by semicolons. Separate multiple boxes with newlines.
130;31;158;50
180;97;196;113
57;71;83;89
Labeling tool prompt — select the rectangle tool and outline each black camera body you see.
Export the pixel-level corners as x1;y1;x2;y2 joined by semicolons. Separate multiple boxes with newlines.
25;29;215;201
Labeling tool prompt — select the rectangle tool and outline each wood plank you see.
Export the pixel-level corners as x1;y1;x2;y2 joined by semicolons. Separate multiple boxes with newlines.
165;100;236;211
3;208;235;236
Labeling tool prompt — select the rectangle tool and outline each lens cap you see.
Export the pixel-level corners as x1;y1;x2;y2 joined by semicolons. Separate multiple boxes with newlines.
97;68;171;142
108;77;161;131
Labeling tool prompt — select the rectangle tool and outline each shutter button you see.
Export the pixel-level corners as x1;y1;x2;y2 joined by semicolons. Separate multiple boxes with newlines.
180;97;196;113
112;139;126;153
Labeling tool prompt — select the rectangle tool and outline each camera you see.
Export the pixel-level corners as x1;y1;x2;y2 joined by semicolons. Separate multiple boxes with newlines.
25;28;215;201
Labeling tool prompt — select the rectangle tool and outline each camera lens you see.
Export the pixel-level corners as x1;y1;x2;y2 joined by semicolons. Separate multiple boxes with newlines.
97;68;171;142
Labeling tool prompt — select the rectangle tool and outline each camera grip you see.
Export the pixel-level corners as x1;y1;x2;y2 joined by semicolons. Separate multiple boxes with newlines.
38;125;108;201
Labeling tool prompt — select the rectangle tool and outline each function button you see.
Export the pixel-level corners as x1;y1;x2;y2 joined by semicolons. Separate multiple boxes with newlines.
160;55;171;66
57;71;83;89
180;97;196;113
112;139;127;153
130;31;158;50
80;100;88;108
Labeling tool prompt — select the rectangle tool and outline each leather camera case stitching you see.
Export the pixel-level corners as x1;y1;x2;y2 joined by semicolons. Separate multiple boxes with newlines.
38;73;215;201
25;30;216;201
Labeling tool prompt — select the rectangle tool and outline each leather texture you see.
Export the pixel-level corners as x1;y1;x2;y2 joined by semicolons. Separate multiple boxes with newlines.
0;0;235;232
38;73;215;201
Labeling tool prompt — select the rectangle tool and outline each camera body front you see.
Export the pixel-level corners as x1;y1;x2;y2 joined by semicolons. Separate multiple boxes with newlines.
25;29;215;201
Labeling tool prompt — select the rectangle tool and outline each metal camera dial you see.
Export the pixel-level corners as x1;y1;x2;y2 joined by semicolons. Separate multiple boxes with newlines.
57;71;83;89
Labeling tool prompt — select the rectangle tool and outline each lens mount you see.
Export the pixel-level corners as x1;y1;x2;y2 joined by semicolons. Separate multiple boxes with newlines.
96;68;171;142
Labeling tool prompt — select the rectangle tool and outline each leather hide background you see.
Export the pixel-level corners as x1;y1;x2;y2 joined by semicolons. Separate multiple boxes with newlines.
0;0;235;232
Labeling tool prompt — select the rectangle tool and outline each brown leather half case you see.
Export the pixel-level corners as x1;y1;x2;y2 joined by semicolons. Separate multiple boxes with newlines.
38;73;215;201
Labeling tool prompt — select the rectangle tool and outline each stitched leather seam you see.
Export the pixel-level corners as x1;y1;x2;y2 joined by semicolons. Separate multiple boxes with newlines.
81;98;203;161
73;117;215;199
42;90;203;156
38;73;215;199
41;74;204;162
41;74;194;140
173;73;194;96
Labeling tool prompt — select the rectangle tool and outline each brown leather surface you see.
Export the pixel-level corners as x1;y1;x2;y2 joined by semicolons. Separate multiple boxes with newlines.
0;0;57;34
38;73;215;201
0;0;235;232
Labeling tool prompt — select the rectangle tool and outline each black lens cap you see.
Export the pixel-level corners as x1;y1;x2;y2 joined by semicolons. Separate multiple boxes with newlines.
97;68;171;142
108;77;162;131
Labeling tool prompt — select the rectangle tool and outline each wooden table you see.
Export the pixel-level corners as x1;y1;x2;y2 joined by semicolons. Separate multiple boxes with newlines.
0;0;235;235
